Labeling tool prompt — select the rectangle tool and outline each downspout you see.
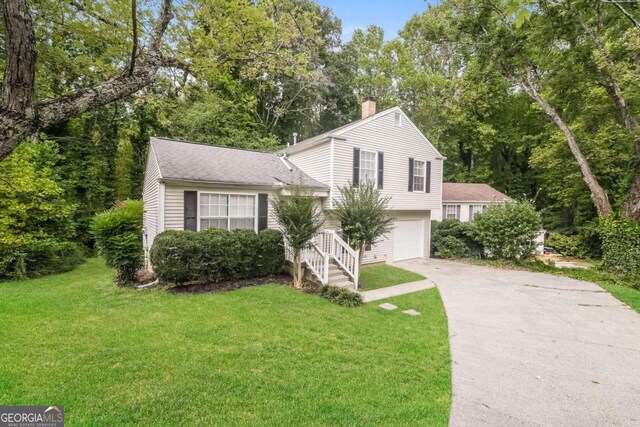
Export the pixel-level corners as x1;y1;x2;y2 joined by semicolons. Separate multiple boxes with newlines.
329;137;335;210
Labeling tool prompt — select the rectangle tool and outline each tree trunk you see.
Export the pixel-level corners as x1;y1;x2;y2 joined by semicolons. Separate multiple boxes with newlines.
0;0;175;162
357;244;365;288
2;0;36;114
293;250;302;289
519;72;613;217
623;173;640;221
573;9;640;220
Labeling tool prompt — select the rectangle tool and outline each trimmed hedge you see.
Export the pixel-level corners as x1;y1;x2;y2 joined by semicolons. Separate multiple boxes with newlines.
91;200;143;284
600;219;640;278
320;285;363;307
150;228;285;284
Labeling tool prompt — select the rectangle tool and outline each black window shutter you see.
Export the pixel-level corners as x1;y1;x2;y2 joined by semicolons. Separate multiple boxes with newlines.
258;193;268;231
408;158;414;192
377;152;384;189
352;148;360;187
184;191;197;231
426;161;432;193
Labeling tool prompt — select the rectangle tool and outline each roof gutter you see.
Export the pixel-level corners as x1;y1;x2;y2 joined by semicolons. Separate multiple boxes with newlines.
159;177;329;192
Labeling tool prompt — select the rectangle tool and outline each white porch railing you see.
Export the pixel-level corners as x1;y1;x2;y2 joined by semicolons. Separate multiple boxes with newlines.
285;230;359;288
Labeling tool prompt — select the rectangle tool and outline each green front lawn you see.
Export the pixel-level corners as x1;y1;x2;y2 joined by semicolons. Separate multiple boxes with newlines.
359;264;426;290
0;259;451;426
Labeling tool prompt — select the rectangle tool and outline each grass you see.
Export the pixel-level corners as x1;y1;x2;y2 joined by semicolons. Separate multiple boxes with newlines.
465;258;640;313
359;264;426;291
0;259;451;426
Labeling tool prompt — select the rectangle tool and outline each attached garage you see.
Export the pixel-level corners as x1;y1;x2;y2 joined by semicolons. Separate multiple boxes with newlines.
392;218;425;261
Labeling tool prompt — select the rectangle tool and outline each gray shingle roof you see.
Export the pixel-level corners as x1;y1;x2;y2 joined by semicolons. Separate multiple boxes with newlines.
150;137;328;189
443;183;511;202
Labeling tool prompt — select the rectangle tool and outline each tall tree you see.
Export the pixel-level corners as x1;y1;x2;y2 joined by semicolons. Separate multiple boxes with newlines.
0;0;181;161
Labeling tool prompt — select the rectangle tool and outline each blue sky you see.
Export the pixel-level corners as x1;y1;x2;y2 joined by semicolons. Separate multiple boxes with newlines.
317;0;437;40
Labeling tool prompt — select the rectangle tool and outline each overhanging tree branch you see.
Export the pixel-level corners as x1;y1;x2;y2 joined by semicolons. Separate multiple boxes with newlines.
0;0;175;162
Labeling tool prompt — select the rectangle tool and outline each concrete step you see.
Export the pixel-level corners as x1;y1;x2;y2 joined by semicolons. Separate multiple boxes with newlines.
330;278;354;287
328;270;348;279
332;282;356;292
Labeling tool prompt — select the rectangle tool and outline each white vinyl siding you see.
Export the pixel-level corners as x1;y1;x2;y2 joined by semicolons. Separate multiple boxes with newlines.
443;204;461;219
413;160;426;192
286;142;330;185
360;150;377;185
394;111;402;126
330;109;442;211
142;146;161;263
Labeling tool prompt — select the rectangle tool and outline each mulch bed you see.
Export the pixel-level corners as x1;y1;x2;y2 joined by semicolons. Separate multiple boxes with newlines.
167;275;294;295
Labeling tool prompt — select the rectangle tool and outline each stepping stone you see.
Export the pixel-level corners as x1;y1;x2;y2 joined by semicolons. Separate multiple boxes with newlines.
402;309;421;316
378;303;397;311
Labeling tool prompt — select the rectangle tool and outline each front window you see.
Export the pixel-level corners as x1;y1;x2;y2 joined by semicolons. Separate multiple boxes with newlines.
469;204;487;220
413;160;426;192
360;150;377;184
200;193;256;231
443;204;460;220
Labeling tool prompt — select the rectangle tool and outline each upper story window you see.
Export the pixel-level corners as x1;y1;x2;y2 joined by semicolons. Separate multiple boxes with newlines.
394;111;402;126
443;204;461;220
413;160;426;192
469;204;487;220
360;150;377;185
200;193;256;231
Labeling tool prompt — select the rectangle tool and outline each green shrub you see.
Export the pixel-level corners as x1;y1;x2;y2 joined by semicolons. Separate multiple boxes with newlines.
468;201;542;261
0;239;83;280
600;219;640;278
150;228;285;284
149;230;205;284
256;229;285;276
199;228;233;281
228;229;260;279
431;219;483;259
320;285;363;307
0;140;82;280
546;232;588;258
91;200;144;284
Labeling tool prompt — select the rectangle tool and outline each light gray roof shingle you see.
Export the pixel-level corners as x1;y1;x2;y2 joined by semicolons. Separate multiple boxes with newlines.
443;183;511;202
150;137;328;189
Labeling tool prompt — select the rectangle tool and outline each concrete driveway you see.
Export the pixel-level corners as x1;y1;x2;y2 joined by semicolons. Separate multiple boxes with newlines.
394;258;640;426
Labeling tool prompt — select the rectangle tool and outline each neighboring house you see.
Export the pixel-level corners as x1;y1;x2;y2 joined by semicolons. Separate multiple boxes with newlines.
432;183;511;222
142;98;444;287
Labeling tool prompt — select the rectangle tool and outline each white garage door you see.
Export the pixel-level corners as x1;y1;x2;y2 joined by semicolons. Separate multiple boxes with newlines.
393;219;424;261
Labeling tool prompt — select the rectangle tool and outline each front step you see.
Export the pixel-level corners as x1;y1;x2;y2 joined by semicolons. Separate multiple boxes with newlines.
327;263;353;287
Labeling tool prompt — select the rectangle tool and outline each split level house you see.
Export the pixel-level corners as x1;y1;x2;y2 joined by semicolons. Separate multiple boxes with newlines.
142;98;445;287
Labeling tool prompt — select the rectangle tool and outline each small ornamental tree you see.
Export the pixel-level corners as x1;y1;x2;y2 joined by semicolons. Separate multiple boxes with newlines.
333;181;393;280
468;201;542;261
271;188;324;289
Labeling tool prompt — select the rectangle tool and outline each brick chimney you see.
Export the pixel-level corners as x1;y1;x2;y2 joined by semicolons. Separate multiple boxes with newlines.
361;97;377;119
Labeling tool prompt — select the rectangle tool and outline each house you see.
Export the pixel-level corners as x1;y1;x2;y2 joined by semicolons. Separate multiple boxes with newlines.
432;183;511;222
142;98;444;287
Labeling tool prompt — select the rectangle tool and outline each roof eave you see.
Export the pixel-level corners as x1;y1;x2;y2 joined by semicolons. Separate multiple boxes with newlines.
280;134;345;155
160;177;329;192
